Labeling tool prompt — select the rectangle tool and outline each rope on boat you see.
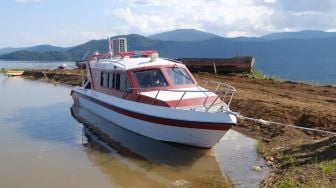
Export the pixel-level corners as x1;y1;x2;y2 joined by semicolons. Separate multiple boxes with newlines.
229;112;336;136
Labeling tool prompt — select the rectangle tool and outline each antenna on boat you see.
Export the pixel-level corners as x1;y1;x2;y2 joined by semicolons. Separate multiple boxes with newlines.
108;37;113;57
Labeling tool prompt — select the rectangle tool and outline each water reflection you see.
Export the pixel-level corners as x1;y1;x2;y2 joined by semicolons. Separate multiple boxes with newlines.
71;105;232;187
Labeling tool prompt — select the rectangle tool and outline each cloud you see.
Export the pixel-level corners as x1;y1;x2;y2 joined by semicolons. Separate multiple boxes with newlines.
104;0;336;37
105;0;275;37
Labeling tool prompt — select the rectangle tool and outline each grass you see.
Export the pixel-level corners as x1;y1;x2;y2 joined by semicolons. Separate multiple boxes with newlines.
272;160;336;188
255;139;271;155
235;68;266;80
276;151;297;168
248;68;266;79
320;161;336;175
276;177;296;188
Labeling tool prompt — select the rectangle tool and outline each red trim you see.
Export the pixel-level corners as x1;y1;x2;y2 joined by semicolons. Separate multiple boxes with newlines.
117;50;157;57
74;91;234;131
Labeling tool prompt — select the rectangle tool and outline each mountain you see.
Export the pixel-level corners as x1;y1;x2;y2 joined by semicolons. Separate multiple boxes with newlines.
0;47;22;55
24;45;67;52
2;29;336;62
262;30;336;40
149;29;219;41
0;45;66;55
64;34;336;59
0;51;71;61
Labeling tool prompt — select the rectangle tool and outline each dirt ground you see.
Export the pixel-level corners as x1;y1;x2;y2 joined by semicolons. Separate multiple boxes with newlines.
194;73;336;187
22;69;336;187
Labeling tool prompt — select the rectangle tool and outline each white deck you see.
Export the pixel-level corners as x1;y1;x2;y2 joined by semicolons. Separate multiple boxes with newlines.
89;57;178;70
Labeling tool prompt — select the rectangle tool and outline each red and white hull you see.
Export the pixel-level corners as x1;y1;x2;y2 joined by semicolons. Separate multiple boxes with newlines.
71;88;236;148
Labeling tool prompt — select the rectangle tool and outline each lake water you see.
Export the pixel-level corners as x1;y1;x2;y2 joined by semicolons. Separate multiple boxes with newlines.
0;60;77;70
0;73;267;187
256;57;336;85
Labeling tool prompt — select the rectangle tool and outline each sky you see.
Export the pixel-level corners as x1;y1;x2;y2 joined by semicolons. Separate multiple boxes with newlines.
1;0;336;48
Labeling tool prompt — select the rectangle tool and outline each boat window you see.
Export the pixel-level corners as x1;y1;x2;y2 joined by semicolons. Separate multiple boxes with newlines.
134;69;167;88
115;74;120;90
166;67;194;85
101;72;109;87
104;71;130;91
108;72;114;88
119;72;129;91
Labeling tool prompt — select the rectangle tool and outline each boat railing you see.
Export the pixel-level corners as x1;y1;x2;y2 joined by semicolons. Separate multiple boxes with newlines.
122;81;236;111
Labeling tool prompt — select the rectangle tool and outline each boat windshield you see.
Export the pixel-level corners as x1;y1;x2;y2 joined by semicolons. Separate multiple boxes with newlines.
134;69;167;88
167;67;194;85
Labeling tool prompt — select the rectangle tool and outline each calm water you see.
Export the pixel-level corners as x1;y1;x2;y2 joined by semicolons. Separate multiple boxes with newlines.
0;60;76;69
0;73;266;187
256;57;336;85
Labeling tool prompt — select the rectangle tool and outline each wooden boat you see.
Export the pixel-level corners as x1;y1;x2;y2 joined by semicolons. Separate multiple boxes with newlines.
179;56;255;74
71;38;237;148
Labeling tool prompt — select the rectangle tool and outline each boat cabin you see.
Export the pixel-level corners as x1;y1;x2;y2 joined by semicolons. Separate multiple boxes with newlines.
86;55;212;108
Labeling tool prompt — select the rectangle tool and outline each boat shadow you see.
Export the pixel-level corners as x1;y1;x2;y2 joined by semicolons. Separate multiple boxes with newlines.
70;104;213;167
71;105;232;187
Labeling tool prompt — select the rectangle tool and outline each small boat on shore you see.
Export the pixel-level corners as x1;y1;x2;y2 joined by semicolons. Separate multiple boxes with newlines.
5;70;24;77
71;38;237;148
57;64;67;69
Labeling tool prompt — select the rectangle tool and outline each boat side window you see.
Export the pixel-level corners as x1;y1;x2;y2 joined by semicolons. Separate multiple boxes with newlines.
166;67;194;85
119;72;129;91
108;72;114;88
115;74;120;90
103;71;129;91
100;72;109;87
134;69;167;88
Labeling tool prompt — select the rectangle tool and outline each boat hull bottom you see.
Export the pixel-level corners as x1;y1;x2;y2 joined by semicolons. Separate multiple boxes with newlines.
72;92;230;148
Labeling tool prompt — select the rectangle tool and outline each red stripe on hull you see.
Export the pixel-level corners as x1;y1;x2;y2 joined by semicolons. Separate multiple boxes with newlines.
74;91;234;131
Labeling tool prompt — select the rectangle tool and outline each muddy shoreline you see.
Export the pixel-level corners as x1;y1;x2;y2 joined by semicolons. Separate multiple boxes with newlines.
21;69;336;187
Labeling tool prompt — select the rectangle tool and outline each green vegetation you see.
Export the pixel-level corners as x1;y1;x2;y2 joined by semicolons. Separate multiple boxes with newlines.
249;68;266;79
255;139;271;155
274;160;336;188
236;68;266;80
276;178;296;188
280;153;297;167
320;161;336;175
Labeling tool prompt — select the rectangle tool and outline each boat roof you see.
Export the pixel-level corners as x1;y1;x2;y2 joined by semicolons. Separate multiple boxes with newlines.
89;57;181;71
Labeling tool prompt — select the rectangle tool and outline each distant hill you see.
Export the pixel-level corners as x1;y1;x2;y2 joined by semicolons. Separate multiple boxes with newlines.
262;30;336;40
1;29;336;62
0;50;71;61
0;45;66;55
0;47;22;55
149;29;219;41
24;45;67;52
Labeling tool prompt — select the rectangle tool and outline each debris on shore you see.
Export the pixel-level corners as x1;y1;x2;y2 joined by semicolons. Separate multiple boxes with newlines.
20;69;336;187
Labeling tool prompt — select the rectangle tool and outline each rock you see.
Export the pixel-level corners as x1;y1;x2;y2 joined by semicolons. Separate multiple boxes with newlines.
266;155;274;162
251;165;262;172
266;160;274;166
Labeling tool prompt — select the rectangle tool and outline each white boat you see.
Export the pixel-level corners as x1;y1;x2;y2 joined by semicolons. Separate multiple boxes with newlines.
71;38;237;148
5;70;24;76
